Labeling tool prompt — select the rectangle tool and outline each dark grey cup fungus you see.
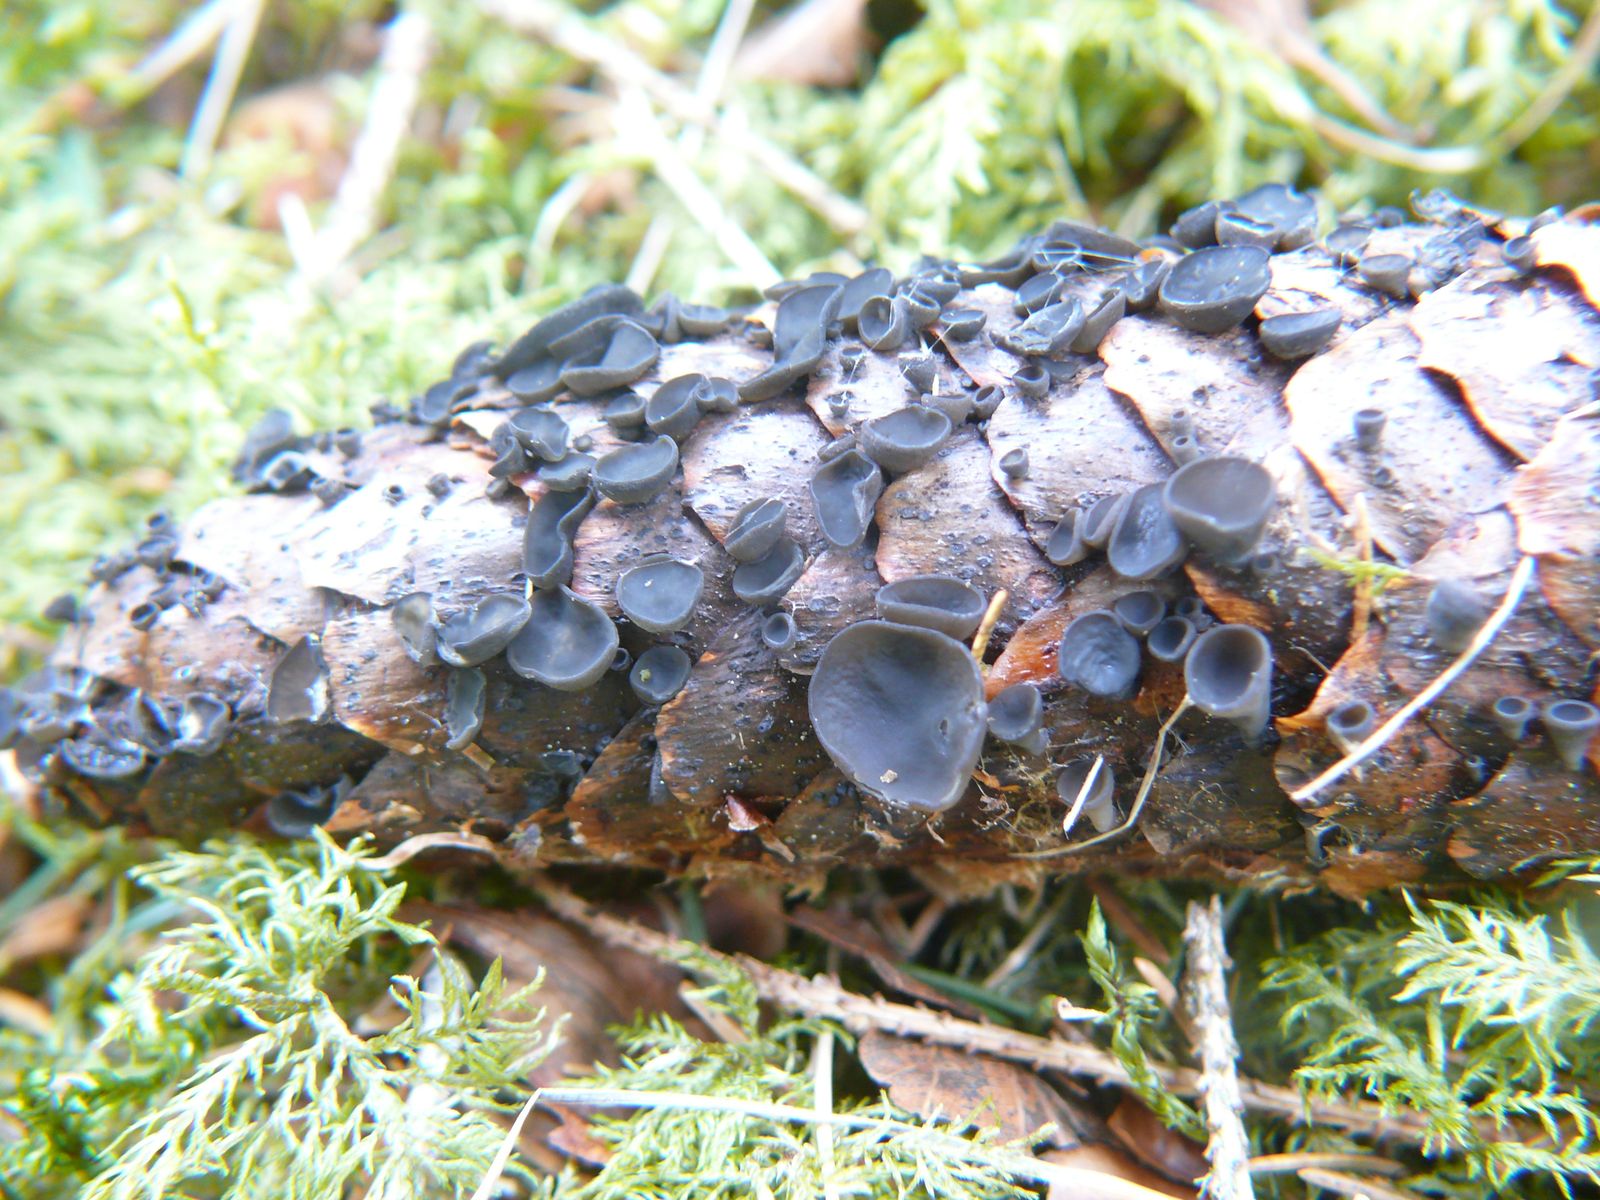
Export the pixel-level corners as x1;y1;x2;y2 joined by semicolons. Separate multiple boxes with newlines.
1226;183;1319;250
875;575;986;640
113;689;174;754
1147;616;1197;663
1491;695;1535;741
725;498;787;563
1171;200;1223;248
1353;408;1386;453
971;384;1005;420
1184;624;1274;742
61;733;145;780
560;320;660;395
593;435;679;505
508;407;570;461
836;268;894;330
1215;210;1278;250
1013;271;1069;315
1326;699;1377;750
173;693;231;755
646;374;707;441
1046;509;1089;566
1158;245;1272;334
1081;493;1131;550
392;593;438;665
694;376;739;414
488;443;530;480
774;283;842;360
899;353;939;394
859;407;952;473
260;453;312;494
1107;483;1189;580
267;635;330;724
537;453;596;492
630;645;692;706
1058;611;1142;701
999;448;1029;479
524;488;595;588
610;647;632;672
1163;456;1276;564
811;450;884;548
857;294;910;351
505;587;619;692
1169;435;1201;465
1118;258;1170;311
940;309;987;341
436;593;532;667
1323;222;1371;265
603;390;648;430
234;408;299;483
1425;580;1489;653
266;782;345;839
899;285;942;329
1111;590;1166;636
921;391;975;425
808;621;987;812
1069;288;1125;354
495;284;643;378
761;611;798;651
129;602;162;633
1501;235;1536;273
998;299;1085;356
1057;758;1117;833
616;557;704;633
1012;363;1050;399
819;434;856;463
1259;308;1341;360
826;392;851;420
732;538;806;606
506;358;565;403
1357;253;1412;298
1543;700;1599;771
987;682;1044;744
444;667;487;751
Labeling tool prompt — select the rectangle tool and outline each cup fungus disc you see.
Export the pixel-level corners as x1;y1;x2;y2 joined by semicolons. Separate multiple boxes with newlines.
646;374;706;441
630;644;693;705
987;682;1044;744
1046;510;1088;566
1146;616;1197;663
811;450;884;548
809;620;988;812
1057;757;1117;832
593;435;680;505
1111;590;1166;636
761;611;798;651
1106;483;1189;580
1544;700;1600;770
436;592;533;667
267;635;330;724
444;667;487;750
508;407;570;462
173;692;231;755
725;497;787;563
858;407;953;474
616;557;704;633
875;575;986;640
732;538;806;606
1258;308;1340;360
505;588;620;692
1158;245;1272;334
1184;624;1274;741
1058;611;1142;700
524;488;596;587
1163;457;1275;564
392;592;438;665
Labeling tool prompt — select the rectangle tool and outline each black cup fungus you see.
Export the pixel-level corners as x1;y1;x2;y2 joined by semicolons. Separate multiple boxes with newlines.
616;556;704;633
875;575;986;640
1163;456;1275;564
505;587;620;692
436;593;533;667
1059;611;1142;700
630;645;693;706
1184;624;1274;742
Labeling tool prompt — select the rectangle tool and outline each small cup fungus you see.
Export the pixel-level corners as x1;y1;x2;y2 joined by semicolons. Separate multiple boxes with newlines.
1157;245;1272;334
267;635;330;725
436;593;533;668
616;556;704;633
1162;456;1276;564
593;435;680;505
1080;493;1131;550
810;450;884;548
505;587;620;692
987;682;1044;745
630;645;693;705
725;497;788;563
1146;615;1197;663
940;309;987;341
444;667;487;750
1543;700;1599;770
1106;483;1189;580
858;406;953;473
761;611;798;651
645;374;707;441
1045;509;1089;566
1057;758;1117;833
809;620;988;812
1012;363;1050;399
857;294;911;351
875;575;987;640
508;407;570;461
1491;695;1535;741
732;538;806;606
524;488;596;588
1258;308;1340;360
1425;580;1489;653
1184;624;1274;742
1111;590;1166;636
1325;699;1377;753
1058;611;1142;701
173;692;231;756
999;448;1030;480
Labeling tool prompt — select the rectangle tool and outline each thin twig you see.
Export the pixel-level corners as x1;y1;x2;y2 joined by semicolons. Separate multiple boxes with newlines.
1349;492;1374;645
181;0;265;179
127;0;234;101
1296;1168;1426;1200
305;11;433;286
980;887;1072;990
1248;1152;1405;1177
1183;897;1254;1200
469;1091;540;1200
814;1029;840;1200
477;0;869;237
1290;555;1536;805
1056;754;1104;839
1022;700;1191;858
530;876;1444;1143
535;1086;1185;1199
971;588;1009;666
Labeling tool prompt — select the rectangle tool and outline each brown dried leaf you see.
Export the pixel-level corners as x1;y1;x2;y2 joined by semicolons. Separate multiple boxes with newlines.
1042;1143;1195;1199
858;1029;1082;1148
1508;412;1600;646
1532;219;1600;307
735;0;872;87
1105;1097;1209;1189
789;904;983;1017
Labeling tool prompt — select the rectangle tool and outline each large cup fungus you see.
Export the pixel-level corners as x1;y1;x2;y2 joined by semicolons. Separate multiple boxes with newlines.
875;575;986;641
1184;624;1274;742
1162;456;1276;564
1058;611;1142;701
436;593;532;668
616;557;705;633
505;588;620;692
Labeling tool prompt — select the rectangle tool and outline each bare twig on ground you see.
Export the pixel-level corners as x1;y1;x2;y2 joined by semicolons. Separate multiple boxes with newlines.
181;0;265;179
1296;1168;1426;1200
1182;897;1254;1200
530;876;1446;1143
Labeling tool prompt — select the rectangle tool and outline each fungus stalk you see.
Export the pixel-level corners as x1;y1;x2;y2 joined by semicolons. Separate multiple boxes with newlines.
1290;555;1537;805
1024;699;1192;858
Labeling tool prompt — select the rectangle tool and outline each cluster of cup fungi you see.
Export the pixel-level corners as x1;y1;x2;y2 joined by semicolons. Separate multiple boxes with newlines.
7;182;1597;851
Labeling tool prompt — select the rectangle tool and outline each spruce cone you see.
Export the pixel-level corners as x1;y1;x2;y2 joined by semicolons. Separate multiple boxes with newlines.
13;190;1600;897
